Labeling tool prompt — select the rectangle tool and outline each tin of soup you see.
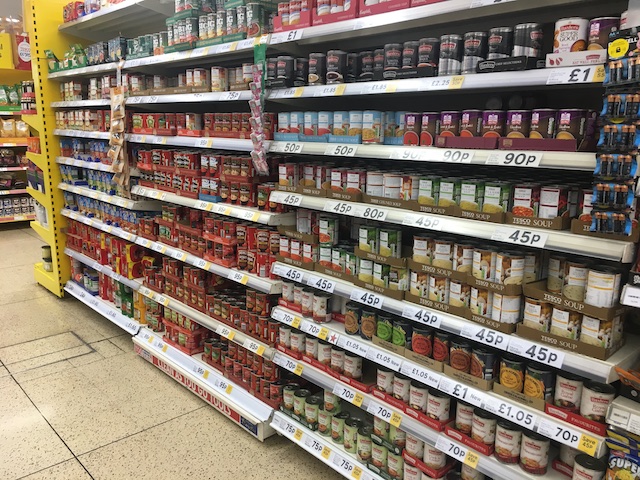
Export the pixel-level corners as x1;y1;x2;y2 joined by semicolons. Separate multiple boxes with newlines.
530;109;556;139
519;431;549;474
460;110;482;137
439;111;460;137
439;34;463;76
418;38;440;67
588;17;619;50
554;17;589;53
500;354;525;392
506;110;531;138
554;372;583;412
495;420;522;464
488;26;513;59
523;297;552;331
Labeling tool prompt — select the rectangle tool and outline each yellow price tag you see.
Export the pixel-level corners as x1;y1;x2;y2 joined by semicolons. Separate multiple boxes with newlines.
239;275;249;285
353;392;364;408
251;213;260;221
318;327;329;340
385;83;397;93
104;226;112;233
389;412;402;428
87;219;94;226
321;446;331;459
449;76;465;89
229;41;238;51
294;429;303;441
352;466;363;480
293;363;304;376
253;37;261;46
204;203;214;212
291;317;301;329
162;344;168;352
464;450;480;469
579;434;598;456
294;87;304;97
148;335;154;344
227;330;236;341
203;47;210;55
335;84;346;96
140;136;146;143
159;137;167;145
592;65;606;83
256;345;266;356
223;208;232;215
225;384;233;394
203;370;209;379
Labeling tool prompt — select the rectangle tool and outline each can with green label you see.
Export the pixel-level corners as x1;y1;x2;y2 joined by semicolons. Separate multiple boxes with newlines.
484;180;511;213
460;178;486;212
358;225;378;253
376;313;394;341
344;418;363;454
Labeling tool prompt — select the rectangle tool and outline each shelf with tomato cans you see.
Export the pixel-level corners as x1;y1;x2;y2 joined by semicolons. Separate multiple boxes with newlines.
267;191;636;264
271;348;568;480
130;185;296;226
133;328;276;441
61;208;283;294
270;304;609;458
58;183;163;210
270;261;640;384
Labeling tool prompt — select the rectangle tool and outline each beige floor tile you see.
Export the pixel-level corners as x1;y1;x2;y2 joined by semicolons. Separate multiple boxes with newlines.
19;459;92;480
80;407;343;480
0;298;74;348
89;339;125;358
0;382;73;479
12;360;76;384
0;332;85;365
0;263;51;307
0;365;9;376
67;351;105;367
70;325;108;344
6;345;93;374
0;375;16;390
19;368;147;455
76;354;204;427
107;334;133;353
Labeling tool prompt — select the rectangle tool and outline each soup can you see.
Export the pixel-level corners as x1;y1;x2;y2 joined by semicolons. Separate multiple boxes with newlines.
387;451;404;478
588;17;620;50
563;260;588;301
423;445;446;469
523;363;555;401
456;402;474;434
472;248;496;281
472;408;497;445
462;31;488;74
402;41;419;69
326;50;347;83
409;380;428;411
539;184;569;219
573;454;607;480
439;34;463;76
499;354;525;392
495;252;525;285
550;307;582;339
554;372;583;412
488;26;513;59
331;411;350;443
418;37;440;67
392;319;412;348
470;347;497;380
308;53;326;85
580;381;616;422
384;43;403;71
530;109;556;139
513;23;544;57
344;418;362;453
449;280;471;308
439;111;460;137
492;293;521;324
556;109;586;141
362;110;383;144
420;112;439;146
433;331;450;363
428;275;450;304
554;18;589;53
348;110;363;136
523;297;552;331
495;420;522;464
411;326;433;357
449;340;472;373
318;409;333;436
405;433;424;458
372;442;388;471
519;431;549;474
506;110;531;138
460;109;483;137
585;267;620;308
482;110;506;138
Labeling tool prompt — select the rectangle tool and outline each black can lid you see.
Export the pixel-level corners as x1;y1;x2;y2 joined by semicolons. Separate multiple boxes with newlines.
294;388;311;398
497;419;520;431
473;407;496;420
358;424;374;436
574;454;607;472
335;411;350;420
584;380;616;395
346;418;363;428
307;395;322;406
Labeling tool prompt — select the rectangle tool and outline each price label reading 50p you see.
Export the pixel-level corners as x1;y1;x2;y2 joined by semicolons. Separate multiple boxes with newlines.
324;144;357;157
280;142;303;154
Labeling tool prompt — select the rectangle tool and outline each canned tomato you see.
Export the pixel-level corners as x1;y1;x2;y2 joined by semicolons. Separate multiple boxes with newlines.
588;17;619;50
554;372;583;412
331;411;350;443
499;354;525;392
472;408;497;445
530;109;556;139
554;18;589;53
439;111;460;137
470;347;496;380
433;331;450;363
488;27;513;59
308;53;326;85
456;401;474;434
495;420;522;464
362;110;383;144
439;34;463;76
506;110;532;138
514;23;544;57
520;431;550;474
580;381;615;422
418;37;440;67
482;110;506;138
420;112;439;146
524;363;555;401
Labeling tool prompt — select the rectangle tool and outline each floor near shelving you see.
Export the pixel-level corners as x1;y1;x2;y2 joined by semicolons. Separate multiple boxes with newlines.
0;224;343;480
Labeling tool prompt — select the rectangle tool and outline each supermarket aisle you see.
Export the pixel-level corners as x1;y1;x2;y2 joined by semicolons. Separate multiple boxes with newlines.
0;224;343;480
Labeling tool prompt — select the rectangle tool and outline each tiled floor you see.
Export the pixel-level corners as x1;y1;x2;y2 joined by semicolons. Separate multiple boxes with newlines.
0;224;343;480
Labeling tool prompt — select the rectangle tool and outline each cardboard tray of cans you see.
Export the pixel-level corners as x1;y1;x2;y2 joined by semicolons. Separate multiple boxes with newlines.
371;388;454;433
303;353;378;393
279;404;319;431
443;364;494;392
276;343;303;360
277;226;319;245
444;424;495;456
402;451;457;480
275;254;316;272
571;219;640;242
505;213;572;231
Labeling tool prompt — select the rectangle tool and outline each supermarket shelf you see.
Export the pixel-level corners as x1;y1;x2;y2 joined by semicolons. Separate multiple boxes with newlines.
273;350;566;480
26;152;44;169
64;247;144;291
33;262;61;294
60;208;282;294
133;328;275;441
268;191;635;262
270;262;640;384
271;412;384;480
26;187;48;206
1;188;28;196
620;284;640;308
0;110;21;116
0;138;29;147
131;185;296;226
64;281;141;335
0;213;34;223
56;156;141;176
58;183;162;210
607;396;640;436
268;141;596;171
51;99;110;108
126;91;253;105
271;305;607;457
0;166;28;172
268;66;604;102
30;220;53;243
58;0;173;41
48;62;118;80
53;129;110;140
126;133;258;152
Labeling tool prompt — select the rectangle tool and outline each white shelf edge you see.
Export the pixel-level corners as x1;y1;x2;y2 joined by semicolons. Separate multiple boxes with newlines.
56;156;140;176
64;281;140;334
51;99;110;108
64;247;141;291
606;396;640;436
58;183;162;210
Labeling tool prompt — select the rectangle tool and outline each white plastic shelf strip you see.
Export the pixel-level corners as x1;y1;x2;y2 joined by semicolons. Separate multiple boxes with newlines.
58;183;162;210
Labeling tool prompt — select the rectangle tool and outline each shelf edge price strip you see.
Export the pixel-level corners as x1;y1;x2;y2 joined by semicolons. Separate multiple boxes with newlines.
460;323;509;351
332;383;364;407
506;336;565;369
366;400;402;428
435;436;479;469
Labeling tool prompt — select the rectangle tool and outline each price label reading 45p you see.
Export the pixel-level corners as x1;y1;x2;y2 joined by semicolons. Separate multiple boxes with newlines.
282;194;303;207
306;274;335;293
491;227;548;248
401;304;441;328
324;144;358;157
460;324;509;351
402;214;443;231
350;288;384;309
324;201;353;216
279;266;305;283
507;337;565;369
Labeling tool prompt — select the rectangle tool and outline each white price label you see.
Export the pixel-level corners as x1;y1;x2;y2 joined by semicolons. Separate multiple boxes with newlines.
193;258;211;270
439;149;474;164
353;205;388;222
426;77;455;90
622;285;640;308
547;65;605;85
239;209;260;221
324;144;358;157
216;324;235;341
333;455;355;474
350;288;384;309
305;436;324;453
460;324;509;351
274;309;301;328
236;38;256;50
303;321;322;336
193;364;209;379
401;304;441;328
171;250;186;261
484;397;537;429
361;82;396;94
215;378;233;395
92;261;103;272
278;142;303;154
194;200;213;211
337;335;369;357
439;377;485;407
196;138;214;148
138;286;153;298
366;400;402;427
156;295;170;306
278;192;303;207
275;265;304;283
485;151;543;168
151;243;167;254
400;361;442;389
228;271;249;285
507;337;565;369
470;0;516;7
324;201;354;216
244;339;266;356
138;238;151;248
365;347;402;371
217;42;237;53
390;148;431;161
436;436;467;462
491;227;548;248
270;29;303;44
221;91;241;101
306;274;335;293
537;419;581;448
314;84;346;97
274;353;303;374
88;296;100;308
332;383;364;407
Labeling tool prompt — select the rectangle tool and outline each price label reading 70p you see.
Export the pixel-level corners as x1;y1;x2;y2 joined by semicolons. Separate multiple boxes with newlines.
332;383;364;407
367;400;402;427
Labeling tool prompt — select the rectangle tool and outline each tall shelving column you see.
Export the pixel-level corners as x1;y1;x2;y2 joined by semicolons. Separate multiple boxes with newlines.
23;0;73;296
